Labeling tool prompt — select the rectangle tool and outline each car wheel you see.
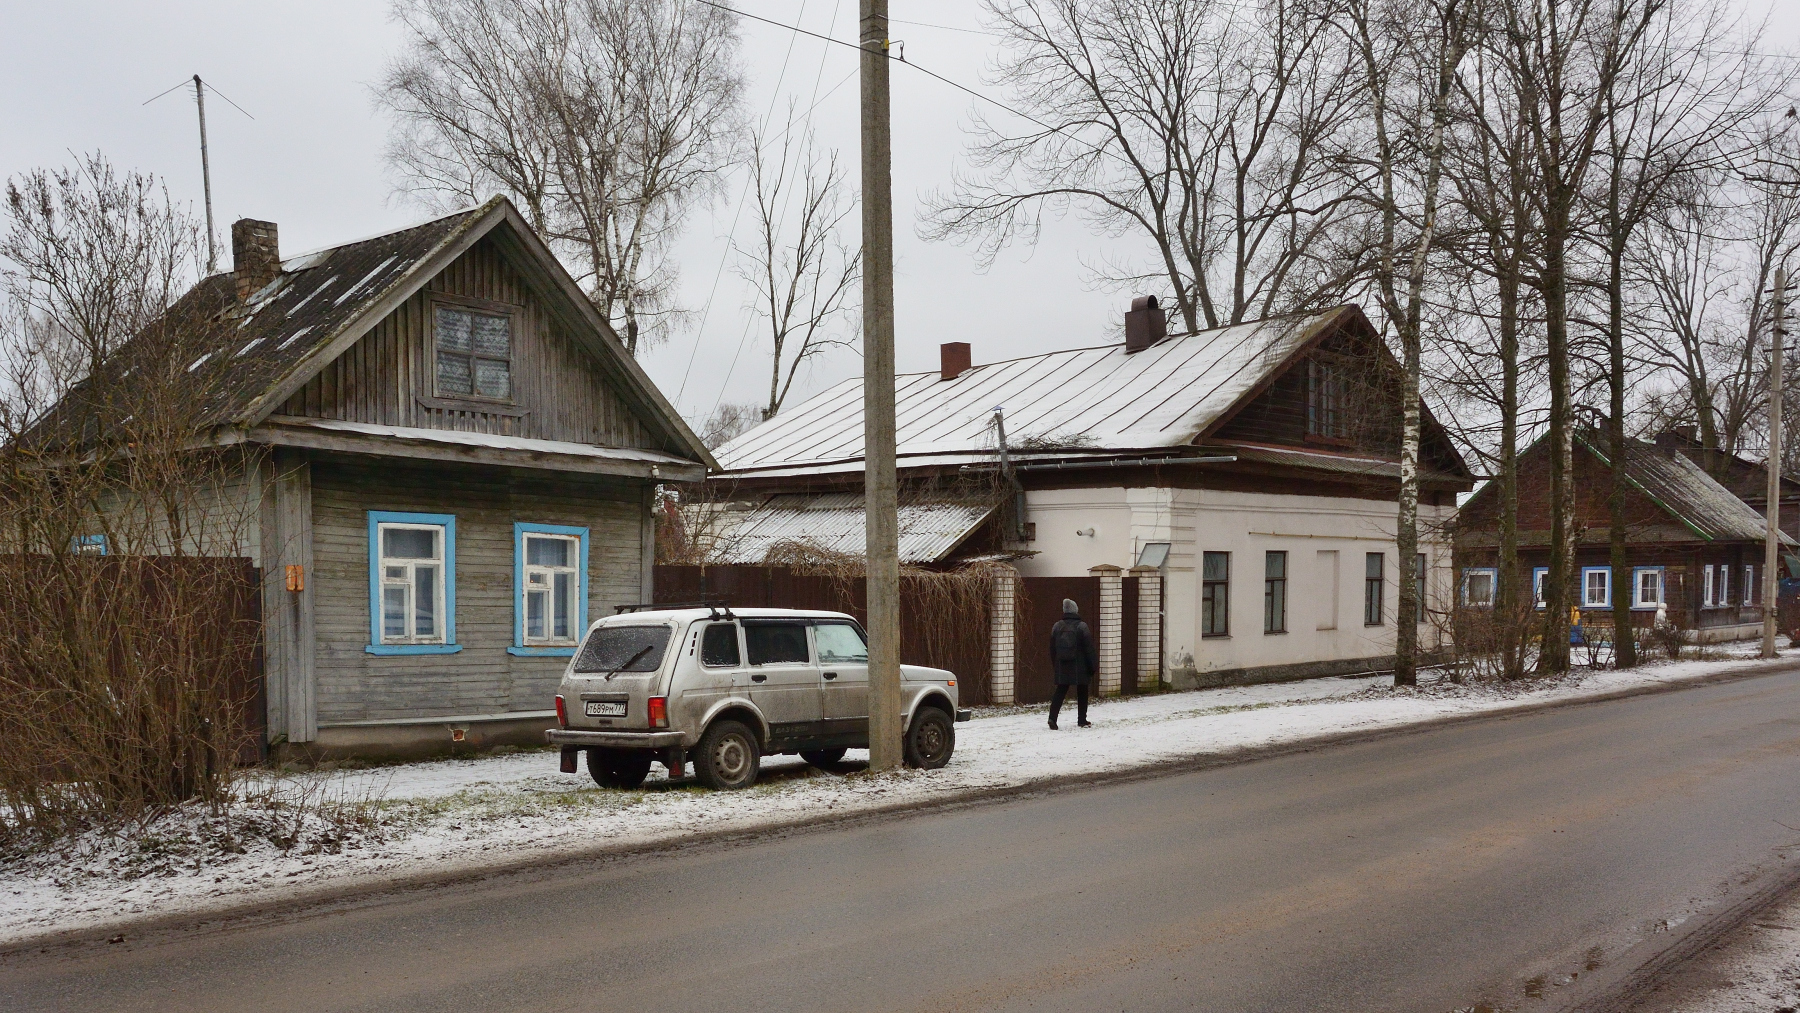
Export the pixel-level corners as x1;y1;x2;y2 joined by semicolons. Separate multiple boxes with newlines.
903;708;954;769
695;720;761;790
800;747;848;769
587;748;653;789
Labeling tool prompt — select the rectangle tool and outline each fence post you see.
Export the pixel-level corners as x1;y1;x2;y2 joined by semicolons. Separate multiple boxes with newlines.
1130;564;1163;691
1090;565;1124;696
989;568;1017;705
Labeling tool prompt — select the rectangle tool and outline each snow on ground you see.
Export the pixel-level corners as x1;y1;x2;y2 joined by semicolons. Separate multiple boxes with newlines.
1;644;1789;946
1669;890;1800;1012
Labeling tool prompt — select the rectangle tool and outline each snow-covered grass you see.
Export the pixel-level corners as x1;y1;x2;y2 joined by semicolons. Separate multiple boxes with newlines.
1;643;1790;947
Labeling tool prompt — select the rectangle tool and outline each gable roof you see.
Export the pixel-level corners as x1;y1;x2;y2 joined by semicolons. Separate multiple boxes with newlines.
1650;429;1800;506
718;305;1409;478
31;197;713;468
1579;431;1788;543
704;492;997;565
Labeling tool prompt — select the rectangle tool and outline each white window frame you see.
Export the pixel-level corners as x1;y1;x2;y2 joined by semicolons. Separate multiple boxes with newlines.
375;521;448;645
1581;566;1611;609
366;511;460;655
1719;563;1731;606
1631;567;1665;610
1461;567;1497;607
1532;567;1549;609
1702;564;1716;607
1745;564;1760;606
512;523;589;655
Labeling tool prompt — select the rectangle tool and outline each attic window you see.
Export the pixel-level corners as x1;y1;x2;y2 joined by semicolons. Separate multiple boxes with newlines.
1307;356;1349;440
435;305;512;400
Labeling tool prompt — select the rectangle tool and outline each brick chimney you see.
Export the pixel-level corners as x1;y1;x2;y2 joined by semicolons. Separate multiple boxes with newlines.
941;341;971;381
232;218;280;301
1125;295;1167;352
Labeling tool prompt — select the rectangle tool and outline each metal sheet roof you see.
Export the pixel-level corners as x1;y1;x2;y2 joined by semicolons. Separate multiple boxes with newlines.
716;308;1344;476
706;493;995;564
1582;433;1794;544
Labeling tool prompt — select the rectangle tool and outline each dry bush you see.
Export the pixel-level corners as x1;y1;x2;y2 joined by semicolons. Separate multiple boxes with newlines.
1442;598;1543;682
0;153;265;849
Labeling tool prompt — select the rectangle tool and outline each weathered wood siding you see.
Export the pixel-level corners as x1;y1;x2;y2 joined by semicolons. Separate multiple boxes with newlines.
309;454;649;724
279;237;659;451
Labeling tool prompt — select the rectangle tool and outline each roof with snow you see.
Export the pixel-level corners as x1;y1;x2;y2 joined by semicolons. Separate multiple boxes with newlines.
27;197;711;468
1580;432;1793;544
702;492;997;565
716;305;1374;478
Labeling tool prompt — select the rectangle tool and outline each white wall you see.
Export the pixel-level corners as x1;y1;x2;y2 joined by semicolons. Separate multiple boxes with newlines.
1013;485;1455;682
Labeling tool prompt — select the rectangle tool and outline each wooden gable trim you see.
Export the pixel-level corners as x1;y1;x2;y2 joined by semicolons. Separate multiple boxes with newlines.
234;198;716;470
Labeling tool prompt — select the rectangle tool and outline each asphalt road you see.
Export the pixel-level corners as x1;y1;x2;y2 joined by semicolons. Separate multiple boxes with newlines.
11;670;1800;1013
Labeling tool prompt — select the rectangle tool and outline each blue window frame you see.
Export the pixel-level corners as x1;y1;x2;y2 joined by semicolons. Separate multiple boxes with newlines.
1580;566;1612;608
1631;566;1665;610
71;534;108;555
366;511;461;655
509;522;589;657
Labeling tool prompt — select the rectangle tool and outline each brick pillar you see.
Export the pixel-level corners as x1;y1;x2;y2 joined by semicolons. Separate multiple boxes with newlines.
1130;564;1163;691
1091;564;1124;696
989;567;1017;705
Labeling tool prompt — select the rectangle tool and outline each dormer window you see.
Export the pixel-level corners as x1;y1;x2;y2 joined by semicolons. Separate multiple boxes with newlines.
1307;356;1349;440
435;303;512;401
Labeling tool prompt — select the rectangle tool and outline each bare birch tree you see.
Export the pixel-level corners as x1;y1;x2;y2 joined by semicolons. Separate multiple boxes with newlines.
379;0;746;353
737;118;861;421
921;0;1367;332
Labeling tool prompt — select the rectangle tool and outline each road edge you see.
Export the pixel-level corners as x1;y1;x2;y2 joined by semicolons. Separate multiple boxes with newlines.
9;655;1800;960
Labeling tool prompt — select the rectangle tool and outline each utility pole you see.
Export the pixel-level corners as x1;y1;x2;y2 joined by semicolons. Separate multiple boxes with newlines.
861;0;902;771
1768;267;1789;658
195;75;217;275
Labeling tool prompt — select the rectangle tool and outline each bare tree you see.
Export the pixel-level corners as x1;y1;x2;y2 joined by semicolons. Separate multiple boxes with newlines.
921;0;1367;333
737;118;860;421
379;0;746;353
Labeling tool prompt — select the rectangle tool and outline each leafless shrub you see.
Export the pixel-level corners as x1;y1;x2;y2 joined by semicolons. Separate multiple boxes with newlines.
0;153;264;849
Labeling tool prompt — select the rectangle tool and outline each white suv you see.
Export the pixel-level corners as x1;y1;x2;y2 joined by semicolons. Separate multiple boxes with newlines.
547;605;970;790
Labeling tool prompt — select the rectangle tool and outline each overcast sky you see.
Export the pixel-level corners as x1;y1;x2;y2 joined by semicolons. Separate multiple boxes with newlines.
3;1;1797;429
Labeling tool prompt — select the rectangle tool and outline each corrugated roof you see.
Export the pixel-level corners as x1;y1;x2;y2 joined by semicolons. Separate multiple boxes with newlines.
706;493;995;564
715;309;1343;476
1582;432;1794;544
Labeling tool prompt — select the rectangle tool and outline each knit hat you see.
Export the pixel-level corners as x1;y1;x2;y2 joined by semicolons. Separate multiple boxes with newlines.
1062;598;1079;615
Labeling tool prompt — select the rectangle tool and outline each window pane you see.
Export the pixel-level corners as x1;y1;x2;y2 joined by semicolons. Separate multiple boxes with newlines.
383;586;407;639
553;571;574;638
815;623;869;663
471;313;510;356
526;588;545;640
414;565;438;637
527;535;570;567
1204;552;1229;581
701;623;740;667
1366;553;1384;579
436;307;473;352
1468;571;1494;606
1265;551;1286;579
745;622;811;665
436;350;473;395
474;358;510;399
574;625;671;673
384;526;438;560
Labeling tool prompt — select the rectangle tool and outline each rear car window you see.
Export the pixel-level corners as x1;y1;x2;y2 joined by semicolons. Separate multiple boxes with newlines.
745;622;810;665
814;623;868;664
574;625;671;674
701;623;740;667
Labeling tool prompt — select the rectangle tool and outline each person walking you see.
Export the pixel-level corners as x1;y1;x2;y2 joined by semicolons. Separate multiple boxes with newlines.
1049;598;1096;730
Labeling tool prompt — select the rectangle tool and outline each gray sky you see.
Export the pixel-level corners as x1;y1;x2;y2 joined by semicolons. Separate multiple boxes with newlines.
3;1;1797;428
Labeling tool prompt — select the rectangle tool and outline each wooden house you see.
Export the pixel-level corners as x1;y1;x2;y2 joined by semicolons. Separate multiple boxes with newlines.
1453;428;1791;641
707;302;1474;691
43;199;712;758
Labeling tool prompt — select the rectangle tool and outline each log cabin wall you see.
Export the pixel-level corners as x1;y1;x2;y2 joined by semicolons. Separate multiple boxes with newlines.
308;454;649;724
278;237;657;451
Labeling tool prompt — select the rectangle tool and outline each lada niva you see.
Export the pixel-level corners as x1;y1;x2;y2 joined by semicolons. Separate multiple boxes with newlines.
547;605;970;790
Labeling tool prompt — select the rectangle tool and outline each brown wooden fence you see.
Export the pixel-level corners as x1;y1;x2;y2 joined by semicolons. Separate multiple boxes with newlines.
655;565;994;705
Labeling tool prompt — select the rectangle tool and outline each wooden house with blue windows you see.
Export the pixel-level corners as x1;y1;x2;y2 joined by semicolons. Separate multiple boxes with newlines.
46;199;713;758
1454;428;1792;642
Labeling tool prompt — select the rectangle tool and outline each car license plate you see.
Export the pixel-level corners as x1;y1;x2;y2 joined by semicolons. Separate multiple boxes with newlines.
585;700;627;718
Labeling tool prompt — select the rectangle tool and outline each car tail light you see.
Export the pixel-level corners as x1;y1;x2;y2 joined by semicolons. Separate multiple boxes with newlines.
555;694;567;728
648;696;669;729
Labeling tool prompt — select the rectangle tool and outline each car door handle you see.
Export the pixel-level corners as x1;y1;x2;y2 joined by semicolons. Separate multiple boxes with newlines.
751;674;767;683
823;672;838;680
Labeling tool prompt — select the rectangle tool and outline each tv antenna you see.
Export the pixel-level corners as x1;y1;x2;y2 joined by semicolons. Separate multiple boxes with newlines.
144;75;253;275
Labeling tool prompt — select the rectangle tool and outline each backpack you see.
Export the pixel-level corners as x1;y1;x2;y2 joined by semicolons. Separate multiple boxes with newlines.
1053;620;1084;663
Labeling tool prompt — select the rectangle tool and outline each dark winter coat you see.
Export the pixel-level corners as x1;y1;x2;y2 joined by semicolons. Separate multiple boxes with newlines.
1049;615;1097;685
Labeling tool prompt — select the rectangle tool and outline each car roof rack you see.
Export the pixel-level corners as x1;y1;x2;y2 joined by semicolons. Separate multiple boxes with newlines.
615;600;735;619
